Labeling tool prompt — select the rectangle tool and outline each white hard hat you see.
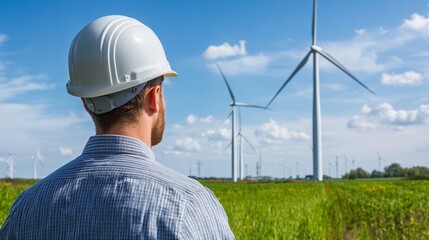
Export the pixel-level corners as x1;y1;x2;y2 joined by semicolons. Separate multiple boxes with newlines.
67;15;177;113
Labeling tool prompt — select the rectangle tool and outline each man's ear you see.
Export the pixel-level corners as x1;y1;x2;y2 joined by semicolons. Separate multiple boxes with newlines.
146;85;161;113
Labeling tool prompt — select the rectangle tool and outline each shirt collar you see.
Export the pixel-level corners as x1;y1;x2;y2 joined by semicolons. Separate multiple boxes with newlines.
82;134;155;161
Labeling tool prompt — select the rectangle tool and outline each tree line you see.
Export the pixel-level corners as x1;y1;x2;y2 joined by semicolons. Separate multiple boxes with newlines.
343;163;429;180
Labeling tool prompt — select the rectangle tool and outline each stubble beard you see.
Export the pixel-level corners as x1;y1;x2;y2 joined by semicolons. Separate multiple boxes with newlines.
151;103;165;146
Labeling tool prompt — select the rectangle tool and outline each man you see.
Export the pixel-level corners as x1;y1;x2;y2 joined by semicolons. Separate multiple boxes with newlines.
0;15;235;239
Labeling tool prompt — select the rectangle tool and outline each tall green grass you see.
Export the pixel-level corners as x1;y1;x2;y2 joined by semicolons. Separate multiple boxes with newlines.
204;180;330;239
0;179;37;226
204;179;429;240
1;179;429;239
324;180;429;239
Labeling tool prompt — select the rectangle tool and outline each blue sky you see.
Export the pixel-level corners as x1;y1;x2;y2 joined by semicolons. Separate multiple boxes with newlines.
1;0;429;179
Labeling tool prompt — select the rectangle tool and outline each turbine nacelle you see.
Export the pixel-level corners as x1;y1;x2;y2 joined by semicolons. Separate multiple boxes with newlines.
311;45;322;52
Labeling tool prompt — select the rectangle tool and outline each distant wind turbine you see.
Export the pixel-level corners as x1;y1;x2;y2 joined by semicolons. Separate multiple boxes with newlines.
237;108;257;180
32;149;44;179
6;148;15;179
266;0;375;181
377;152;386;172
217;64;266;182
336;155;339;178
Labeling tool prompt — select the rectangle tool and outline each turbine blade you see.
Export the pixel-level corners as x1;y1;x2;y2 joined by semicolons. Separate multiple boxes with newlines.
241;133;256;151
235;103;267;110
266;50;312;108
36;149;42;160
39;159;45;168
223;142;231;153
208;109;232;141
217;64;236;103
312;0;317;45
316;49;376;95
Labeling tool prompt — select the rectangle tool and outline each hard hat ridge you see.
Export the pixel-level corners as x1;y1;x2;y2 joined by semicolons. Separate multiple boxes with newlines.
67;15;176;113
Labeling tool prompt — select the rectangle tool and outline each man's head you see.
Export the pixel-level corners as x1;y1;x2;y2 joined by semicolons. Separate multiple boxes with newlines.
67;15;176;146
84;76;165;145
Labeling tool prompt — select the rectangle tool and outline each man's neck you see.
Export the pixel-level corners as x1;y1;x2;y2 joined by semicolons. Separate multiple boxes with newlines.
96;124;152;148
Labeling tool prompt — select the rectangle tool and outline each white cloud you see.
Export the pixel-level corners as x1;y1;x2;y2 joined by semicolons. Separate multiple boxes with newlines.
174;137;201;151
203;40;247;60
321;35;385;73
401;13;429;36
317;20;423;75
186;115;198;124
0;74;52;101
381;71;422;86
0;34;7;44
348;103;429;130
172;124;184;129
163;137;201;157
186;114;215;124
347;115;377;130
378;27;388;35
254;119;309;144
58;147;73;155
209;54;271;75
200;115;214;123
162;138;202;159
202;128;230;141
0;103;86;132
355;28;368;36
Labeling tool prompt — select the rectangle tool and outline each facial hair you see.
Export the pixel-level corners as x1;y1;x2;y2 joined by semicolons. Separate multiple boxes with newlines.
151;102;165;146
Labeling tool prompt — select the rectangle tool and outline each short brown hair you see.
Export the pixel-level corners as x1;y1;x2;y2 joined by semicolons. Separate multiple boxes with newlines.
89;76;163;132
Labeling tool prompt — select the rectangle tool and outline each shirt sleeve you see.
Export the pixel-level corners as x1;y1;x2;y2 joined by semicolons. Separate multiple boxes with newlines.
0;216;13;239
0;193;23;240
179;187;235;240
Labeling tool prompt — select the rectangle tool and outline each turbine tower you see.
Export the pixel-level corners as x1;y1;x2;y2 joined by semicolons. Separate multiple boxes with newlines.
237;108;256;180
266;0;375;181
377;152;386;172
7;148;15;179
32;149;43;179
217;64;265;182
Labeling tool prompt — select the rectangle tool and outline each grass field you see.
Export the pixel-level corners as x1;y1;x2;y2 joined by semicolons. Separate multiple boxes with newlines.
205;179;429;239
1;178;429;239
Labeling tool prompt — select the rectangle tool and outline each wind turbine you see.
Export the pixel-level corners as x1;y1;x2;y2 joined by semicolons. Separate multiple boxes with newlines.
32;149;44;179
216;108;258;180
266;0;375;181
217;64;266;182
237;108;257;180
336;155;339;178
6;148;15;179
377;152;386;172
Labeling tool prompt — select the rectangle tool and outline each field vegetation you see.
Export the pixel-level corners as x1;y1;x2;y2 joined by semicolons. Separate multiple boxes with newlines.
205;179;429;239
1;178;429;239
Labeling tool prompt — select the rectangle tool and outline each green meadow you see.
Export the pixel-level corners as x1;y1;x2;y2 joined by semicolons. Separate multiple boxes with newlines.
1;179;429;239
204;179;429;239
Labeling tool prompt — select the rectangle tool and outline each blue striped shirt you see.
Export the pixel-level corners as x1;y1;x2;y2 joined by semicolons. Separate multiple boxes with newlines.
0;135;235;239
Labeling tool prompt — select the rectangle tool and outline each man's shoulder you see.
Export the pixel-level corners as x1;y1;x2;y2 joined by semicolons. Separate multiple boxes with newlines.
148;161;209;197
